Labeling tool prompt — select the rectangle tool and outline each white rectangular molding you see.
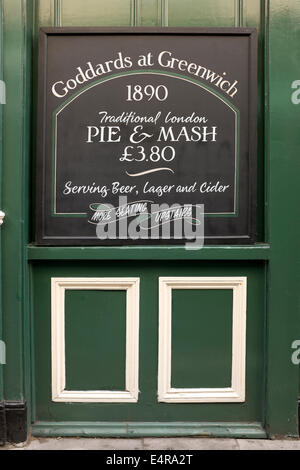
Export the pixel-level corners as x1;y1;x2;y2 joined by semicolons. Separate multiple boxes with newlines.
158;276;247;403
51;277;140;403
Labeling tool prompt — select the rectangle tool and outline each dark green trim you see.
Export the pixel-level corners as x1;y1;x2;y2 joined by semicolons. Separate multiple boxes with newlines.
27;244;270;260
2;0;25;401
265;0;300;438
32;421;266;438
2;0;32;440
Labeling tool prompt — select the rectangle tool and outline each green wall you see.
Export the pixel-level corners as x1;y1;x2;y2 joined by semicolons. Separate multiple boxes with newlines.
0;0;299;440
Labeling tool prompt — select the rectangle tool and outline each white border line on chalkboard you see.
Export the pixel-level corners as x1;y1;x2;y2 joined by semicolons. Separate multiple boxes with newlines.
52;71;238;217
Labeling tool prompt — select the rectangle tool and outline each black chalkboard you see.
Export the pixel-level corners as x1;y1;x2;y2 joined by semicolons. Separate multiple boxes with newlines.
36;27;257;245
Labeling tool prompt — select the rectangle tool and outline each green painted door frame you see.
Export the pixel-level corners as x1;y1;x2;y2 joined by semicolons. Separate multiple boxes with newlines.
0;0;299;441
0;0;33;443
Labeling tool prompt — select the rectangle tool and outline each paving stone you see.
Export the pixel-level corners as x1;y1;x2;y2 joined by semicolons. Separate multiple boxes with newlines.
142;437;239;450
23;437;143;451
2;437;300;450
237;439;300;450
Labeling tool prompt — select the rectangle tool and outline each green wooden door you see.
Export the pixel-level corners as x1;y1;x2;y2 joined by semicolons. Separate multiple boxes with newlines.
1;0;299;441
29;0;266;437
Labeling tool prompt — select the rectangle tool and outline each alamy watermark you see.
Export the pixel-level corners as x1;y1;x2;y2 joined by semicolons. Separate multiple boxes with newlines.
0;80;5;105
89;196;204;248
0;340;5;365
291;340;300;365
291;80;300;104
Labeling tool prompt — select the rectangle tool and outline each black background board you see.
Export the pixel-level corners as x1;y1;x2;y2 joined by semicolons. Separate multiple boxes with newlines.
36;27;257;245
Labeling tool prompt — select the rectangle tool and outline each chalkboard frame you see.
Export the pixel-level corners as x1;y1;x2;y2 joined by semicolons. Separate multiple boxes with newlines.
36;27;257;246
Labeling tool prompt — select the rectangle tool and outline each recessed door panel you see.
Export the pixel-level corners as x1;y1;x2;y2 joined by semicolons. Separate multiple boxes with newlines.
32;260;265;425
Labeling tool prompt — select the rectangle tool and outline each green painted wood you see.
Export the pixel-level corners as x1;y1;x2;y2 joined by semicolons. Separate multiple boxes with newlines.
171;289;232;388
0;0;297;440
2;0;30;401
135;0;163;27
37;0;133;28
65;289;126;391
265;0;300;438
31;420;267;438
33;260;265;424
27;244;271;260
0;0;33;435
22;0;34;433
60;0;132;27
36;0;52;28
168;0;236;27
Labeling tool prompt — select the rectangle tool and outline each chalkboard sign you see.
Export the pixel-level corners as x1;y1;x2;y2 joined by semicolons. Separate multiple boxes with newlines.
36;27;257;245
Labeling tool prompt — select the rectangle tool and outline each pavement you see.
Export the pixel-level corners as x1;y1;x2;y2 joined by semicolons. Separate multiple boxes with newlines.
2;437;300;450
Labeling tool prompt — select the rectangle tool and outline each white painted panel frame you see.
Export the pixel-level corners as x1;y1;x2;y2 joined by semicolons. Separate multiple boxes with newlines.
158;277;247;403
51;277;140;402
